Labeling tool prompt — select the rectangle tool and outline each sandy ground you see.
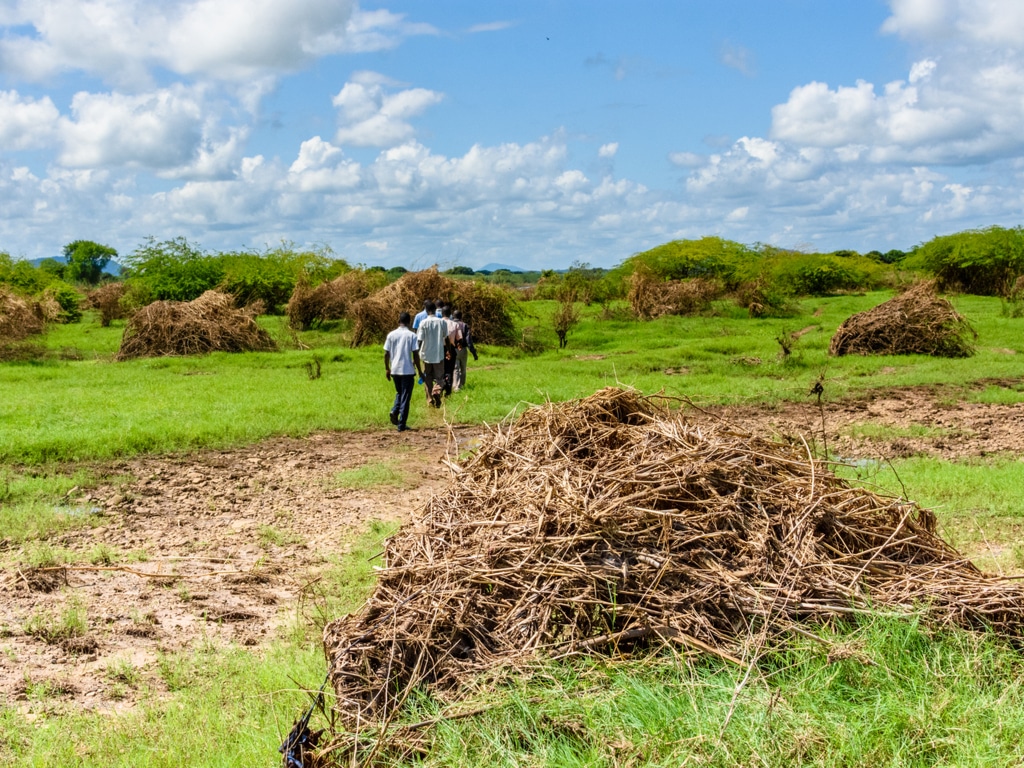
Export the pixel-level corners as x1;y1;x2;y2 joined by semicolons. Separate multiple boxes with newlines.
3;382;1023;714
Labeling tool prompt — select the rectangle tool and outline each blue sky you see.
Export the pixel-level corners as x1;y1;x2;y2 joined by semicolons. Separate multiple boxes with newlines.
2;0;1023;269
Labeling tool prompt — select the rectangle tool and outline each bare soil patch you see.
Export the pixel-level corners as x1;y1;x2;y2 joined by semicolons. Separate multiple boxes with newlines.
716;381;1024;461
0;428;469;715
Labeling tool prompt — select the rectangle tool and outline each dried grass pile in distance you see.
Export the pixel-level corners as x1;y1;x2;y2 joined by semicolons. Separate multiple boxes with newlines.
286;270;384;330
0;287;45;341
116;290;277;360
86;282;128;327
627;267;720;319
324;387;1024;729
349;267;516;346
829;281;976;357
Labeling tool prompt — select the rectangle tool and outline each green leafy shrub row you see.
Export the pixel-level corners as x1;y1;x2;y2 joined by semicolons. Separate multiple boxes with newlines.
0;253;82;324
908;225;1024;295
121;238;352;313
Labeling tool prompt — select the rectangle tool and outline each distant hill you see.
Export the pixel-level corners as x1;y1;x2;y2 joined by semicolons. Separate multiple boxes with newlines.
28;256;123;277
478;262;525;273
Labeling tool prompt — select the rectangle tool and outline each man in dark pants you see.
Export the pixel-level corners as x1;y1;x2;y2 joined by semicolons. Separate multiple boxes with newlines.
383;311;422;431
416;300;447;407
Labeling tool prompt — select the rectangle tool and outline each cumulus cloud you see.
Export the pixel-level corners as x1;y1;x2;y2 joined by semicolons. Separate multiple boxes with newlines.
0;0;435;87
883;0;1024;45
333;72;444;147
769;55;1024;165
0;91;61;150
52;85;250;177
598;142;618;158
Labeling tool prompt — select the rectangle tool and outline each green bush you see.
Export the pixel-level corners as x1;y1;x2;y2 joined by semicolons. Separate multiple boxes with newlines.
769;252;882;296
218;246;346;313
122;237;223;302
122;239;349;311
0;253;50;294
616;237;754;289
44;282;83;323
910;226;1024;295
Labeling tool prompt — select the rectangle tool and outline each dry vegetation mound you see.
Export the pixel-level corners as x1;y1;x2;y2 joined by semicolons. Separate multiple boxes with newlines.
627;268;720;319
829;281;976;357
349;267;517;346
116;290;277;360
324;387;1024;728
86;282;128;327
286;271;383;330
0;287;45;341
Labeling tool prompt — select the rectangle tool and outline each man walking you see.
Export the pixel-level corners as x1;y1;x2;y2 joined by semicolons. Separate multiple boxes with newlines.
383;311;422;431
451;309;477;391
416;301;447;407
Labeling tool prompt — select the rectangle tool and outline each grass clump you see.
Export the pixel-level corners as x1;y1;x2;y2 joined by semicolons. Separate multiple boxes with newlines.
24;599;88;645
330;460;411;490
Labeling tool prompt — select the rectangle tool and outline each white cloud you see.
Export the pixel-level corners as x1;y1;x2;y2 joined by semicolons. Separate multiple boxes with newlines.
0;0;436;88
0;91;61;150
769;54;1024;165
720;41;755;76
598;142;618;158
669;151;706;168
333;72;444;147
52;85;250;177
883;0;1024;45
466;21;516;34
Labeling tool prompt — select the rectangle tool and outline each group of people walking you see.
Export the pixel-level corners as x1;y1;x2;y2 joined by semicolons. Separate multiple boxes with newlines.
382;299;479;431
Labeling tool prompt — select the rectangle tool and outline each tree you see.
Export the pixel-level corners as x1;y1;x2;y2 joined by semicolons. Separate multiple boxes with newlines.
63;240;117;285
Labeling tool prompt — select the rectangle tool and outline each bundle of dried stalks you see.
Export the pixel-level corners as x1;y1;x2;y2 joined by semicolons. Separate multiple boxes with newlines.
829;281;976;357
87;282;128;327
0;287;45;341
286;271;383;330
116;290;277;360
349;267;516;346
323;387;1024;731
627;268;720;319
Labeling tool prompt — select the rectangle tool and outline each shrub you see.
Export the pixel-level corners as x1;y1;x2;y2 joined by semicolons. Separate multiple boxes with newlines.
768;252;883;296
617;236;755;289
123;237;223;302
911;226;1024;295
87;282;129;326
42;282;83;323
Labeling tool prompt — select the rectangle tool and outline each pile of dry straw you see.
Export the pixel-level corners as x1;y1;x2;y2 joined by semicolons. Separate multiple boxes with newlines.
0;287;47;342
349;267;516;346
324;387;1024;728
829;281;976;357
116;290;276;360
286;271;383;330
627;268;720;319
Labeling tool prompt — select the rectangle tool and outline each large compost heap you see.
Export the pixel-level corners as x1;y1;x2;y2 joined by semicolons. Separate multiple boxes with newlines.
829;281;976;357
324;387;1024;727
116;290;277;360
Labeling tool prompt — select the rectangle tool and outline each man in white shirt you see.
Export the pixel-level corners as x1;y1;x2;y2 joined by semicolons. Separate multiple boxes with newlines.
416;301;447;407
383;311;422;431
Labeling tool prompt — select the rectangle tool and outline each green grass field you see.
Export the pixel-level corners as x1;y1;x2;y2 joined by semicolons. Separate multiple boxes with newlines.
2;293;1022;464
2;295;1024;767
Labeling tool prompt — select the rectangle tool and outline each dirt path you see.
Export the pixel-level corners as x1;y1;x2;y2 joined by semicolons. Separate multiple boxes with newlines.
3;383;1022;715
